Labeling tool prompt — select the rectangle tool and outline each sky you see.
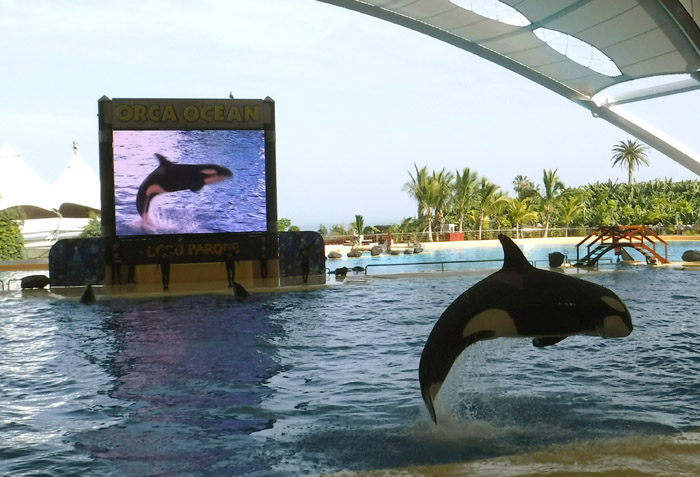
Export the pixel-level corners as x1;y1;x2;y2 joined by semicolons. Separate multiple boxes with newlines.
2;0;700;230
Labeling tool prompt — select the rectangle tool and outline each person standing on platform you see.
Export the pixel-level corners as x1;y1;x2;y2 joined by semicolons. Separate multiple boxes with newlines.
157;249;171;291
222;249;238;287
111;241;123;285
299;238;313;284
123;243;137;285
259;235;268;279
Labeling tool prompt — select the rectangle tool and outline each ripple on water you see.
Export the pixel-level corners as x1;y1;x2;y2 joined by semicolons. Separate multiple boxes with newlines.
2;257;700;475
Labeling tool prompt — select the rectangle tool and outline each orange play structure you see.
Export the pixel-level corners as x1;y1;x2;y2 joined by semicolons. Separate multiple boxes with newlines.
575;225;669;267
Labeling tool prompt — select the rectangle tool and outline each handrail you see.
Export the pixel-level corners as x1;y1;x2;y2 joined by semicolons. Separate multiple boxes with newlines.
6;278;21;291
364;259;503;275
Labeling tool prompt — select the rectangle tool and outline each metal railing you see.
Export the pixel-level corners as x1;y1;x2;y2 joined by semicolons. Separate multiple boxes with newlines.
323;227;600;246
322;225;699;247
363;259;504;275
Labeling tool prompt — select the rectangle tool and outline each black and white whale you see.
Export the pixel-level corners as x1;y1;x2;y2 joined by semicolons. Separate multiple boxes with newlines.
136;153;233;221
419;234;633;424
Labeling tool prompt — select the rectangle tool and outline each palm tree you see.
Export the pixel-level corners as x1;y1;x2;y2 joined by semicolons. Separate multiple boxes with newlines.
490;190;510;234
474;177;505;239
611;139;650;184
561;195;586;236
508;197;538;239
403;165;444;241
453;167;479;232
540;169;565;238
431;168;455;236
403;165;433;240
512;175;539;200
353;214;364;246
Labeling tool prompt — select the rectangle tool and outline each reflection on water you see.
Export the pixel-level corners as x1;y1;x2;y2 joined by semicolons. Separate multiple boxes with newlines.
2;243;700;475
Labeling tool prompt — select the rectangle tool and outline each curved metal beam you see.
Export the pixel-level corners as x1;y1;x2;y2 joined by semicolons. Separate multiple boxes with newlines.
317;0;700;176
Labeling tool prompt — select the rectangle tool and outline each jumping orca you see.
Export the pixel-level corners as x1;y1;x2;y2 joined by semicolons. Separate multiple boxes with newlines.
136;153;233;220
419;234;633;424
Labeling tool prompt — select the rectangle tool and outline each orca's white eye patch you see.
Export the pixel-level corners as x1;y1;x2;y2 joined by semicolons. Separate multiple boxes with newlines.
602;315;632;337
601;296;626;312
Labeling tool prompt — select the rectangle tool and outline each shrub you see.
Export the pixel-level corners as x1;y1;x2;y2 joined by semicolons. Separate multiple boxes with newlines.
0;210;25;260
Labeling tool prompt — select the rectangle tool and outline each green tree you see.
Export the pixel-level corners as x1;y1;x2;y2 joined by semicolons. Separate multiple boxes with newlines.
317;224;329;237
0;210;25;260
540;169;565;238
353;214;365;246
474;177;505;240
561;194;586;236
403;164;430;219
403;164;447;241
278;217;292;232
80;212;102;238
512;175;539;200
453;167;478;232
611;139;650;184
330;223;349;236
508;197;537;239
431;168;455;236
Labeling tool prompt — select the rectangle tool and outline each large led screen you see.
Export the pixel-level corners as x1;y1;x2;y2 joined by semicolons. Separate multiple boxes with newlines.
113;129;266;236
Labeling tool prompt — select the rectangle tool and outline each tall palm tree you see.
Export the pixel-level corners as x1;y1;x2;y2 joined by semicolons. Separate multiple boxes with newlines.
512;175;539;200
474;177;505;240
490;190;510;234
540;169;565;238
453;167;478;232
508;197;538;239
431;168;455;236
353;214;364;246
403;164;445;241
403;164;431;218
611;139;650;184
561;195;586;236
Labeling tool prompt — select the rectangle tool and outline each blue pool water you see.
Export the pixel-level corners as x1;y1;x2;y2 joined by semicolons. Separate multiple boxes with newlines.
2;240;700;475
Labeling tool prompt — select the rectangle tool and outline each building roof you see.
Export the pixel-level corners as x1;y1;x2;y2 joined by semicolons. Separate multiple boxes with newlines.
319;0;700;174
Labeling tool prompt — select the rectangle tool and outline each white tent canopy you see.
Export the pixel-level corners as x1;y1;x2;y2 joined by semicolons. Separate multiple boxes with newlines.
0;143;100;219
52;146;101;218
0;143;101;255
0;144;56;218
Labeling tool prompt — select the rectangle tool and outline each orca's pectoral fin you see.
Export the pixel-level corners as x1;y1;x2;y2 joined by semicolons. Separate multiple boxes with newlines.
190;184;205;192
532;336;567;347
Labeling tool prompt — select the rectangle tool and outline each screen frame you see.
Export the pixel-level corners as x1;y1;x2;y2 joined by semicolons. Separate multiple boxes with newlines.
98;97;277;239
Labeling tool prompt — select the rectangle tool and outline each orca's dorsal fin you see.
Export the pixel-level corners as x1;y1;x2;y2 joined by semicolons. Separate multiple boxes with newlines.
498;234;533;271
154;153;173;167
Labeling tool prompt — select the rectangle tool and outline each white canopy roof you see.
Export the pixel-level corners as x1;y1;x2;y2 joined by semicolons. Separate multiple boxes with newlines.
319;0;700;174
52;149;101;217
0;144;56;218
0;143;101;219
